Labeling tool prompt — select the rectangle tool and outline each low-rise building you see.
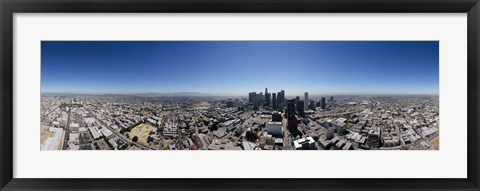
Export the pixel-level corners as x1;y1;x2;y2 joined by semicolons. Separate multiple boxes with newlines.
293;137;316;150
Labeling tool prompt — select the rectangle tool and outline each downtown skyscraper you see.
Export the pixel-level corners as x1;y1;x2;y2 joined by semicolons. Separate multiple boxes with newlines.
265;88;269;106
272;93;277;110
304;92;309;110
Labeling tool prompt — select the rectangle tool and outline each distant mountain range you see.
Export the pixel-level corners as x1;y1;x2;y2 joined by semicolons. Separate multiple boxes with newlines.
41;92;219;97
41;92;438;98
131;92;216;97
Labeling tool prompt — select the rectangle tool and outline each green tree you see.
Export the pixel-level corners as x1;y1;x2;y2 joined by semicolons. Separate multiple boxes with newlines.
258;124;266;129
120;144;128;150
345;123;353;129
245;131;258;142
132;136;139;142
208;123;219;131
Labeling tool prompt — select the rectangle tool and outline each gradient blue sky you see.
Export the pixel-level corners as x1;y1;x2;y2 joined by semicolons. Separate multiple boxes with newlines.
41;41;439;95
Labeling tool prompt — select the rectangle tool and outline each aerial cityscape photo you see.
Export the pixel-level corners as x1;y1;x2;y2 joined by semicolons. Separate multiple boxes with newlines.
41;41;439;151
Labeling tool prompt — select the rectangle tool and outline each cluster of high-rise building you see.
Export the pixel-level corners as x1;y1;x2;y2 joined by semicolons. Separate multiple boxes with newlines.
249;88;286;110
249;89;324;111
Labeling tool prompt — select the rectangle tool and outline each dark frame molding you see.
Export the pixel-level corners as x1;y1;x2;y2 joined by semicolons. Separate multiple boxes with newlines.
1;0;479;190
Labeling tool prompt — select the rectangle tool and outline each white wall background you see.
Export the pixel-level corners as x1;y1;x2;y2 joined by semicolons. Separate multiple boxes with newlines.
14;13;467;178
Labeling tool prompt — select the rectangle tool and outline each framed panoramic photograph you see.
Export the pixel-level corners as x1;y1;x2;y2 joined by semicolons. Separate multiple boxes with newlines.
40;41;440;151
1;0;479;191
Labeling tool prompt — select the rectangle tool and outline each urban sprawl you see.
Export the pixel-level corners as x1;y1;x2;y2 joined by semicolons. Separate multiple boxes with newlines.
40;89;439;150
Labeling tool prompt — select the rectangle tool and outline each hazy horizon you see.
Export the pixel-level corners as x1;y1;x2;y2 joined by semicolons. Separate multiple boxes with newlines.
40;90;439;97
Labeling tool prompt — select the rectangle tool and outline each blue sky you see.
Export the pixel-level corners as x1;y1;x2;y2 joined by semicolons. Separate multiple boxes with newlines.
41;41;439;96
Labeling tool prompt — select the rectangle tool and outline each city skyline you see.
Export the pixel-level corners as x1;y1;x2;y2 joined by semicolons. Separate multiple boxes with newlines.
41;41;439;95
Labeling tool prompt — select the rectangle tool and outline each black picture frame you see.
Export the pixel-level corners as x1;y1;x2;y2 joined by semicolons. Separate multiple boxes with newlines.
1;0;479;190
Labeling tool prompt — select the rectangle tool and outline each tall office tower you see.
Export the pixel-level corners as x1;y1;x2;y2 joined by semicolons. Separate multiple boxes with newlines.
297;100;305;117
304;92;309;110
309;100;315;110
286;99;298;131
367;129;381;148
295;96;300;107
287;117;298;132
226;99;234;107
321;97;326;109
265;88;268;103
277;91;282;103
287;99;296;118
330;96;334;101
254;94;262;110
281;90;285;103
272;93;277;110
269;93;272;106
277;91;284;110
248;92;256;103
